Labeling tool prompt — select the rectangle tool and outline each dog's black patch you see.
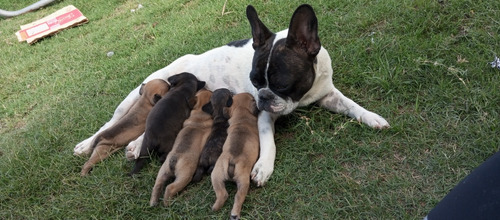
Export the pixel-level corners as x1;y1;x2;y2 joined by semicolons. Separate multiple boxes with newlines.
227;38;250;47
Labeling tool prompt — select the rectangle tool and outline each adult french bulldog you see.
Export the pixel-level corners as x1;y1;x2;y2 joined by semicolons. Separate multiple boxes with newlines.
74;4;389;186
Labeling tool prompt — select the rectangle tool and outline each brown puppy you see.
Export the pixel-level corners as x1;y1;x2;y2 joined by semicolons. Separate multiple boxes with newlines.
150;89;213;206
130;72;205;175
211;93;260;220
192;88;233;182
80;79;169;176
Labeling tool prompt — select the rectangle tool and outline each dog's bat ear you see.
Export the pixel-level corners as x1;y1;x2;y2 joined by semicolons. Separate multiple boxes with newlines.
225;95;233;107
246;5;273;49
202;101;213;115
196;80;206;91
139;83;146;95
152;94;162;105
286;4;321;57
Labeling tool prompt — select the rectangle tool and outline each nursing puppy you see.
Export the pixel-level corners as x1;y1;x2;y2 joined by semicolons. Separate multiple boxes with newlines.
192;88;233;182
129;72;205;175
150;89;213;206
211;93;259;220
80;79;169;176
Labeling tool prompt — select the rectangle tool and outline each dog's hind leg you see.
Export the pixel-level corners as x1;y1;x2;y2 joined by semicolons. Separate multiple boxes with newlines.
81;143;122;176
74;86;142;156
317;88;390;129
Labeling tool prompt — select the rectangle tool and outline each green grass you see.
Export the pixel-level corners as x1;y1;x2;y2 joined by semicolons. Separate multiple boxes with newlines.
1;0;499;219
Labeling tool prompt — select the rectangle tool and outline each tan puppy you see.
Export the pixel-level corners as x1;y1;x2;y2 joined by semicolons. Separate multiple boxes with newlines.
211;93;260;220
150;89;213;206
80;79;170;176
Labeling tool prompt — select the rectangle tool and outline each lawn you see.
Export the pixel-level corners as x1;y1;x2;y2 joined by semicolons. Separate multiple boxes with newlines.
1;0;499;219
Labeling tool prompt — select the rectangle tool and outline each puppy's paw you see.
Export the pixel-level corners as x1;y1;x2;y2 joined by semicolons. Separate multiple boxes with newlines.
251;158;274;187
359;111;390;129
125;140;141;161
73;138;93;156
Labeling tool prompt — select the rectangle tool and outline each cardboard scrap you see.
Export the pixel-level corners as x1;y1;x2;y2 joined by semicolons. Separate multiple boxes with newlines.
15;5;88;44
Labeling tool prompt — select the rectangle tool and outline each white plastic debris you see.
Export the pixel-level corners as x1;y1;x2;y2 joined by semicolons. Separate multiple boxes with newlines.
131;4;143;13
107;51;114;57
490;56;500;70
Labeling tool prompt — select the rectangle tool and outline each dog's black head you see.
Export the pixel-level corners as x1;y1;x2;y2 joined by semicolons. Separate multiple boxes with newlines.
247;4;321;115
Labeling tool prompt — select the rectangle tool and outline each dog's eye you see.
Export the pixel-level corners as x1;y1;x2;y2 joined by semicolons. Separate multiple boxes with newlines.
250;71;265;89
251;80;259;88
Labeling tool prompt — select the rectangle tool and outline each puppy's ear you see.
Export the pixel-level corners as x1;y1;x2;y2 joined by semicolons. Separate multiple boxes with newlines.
139;83;146;95
202;102;213;115
167;74;179;87
152;94;162;105
196;81;206;91
225;96;233;107
286;4;321;57
246;5;273;49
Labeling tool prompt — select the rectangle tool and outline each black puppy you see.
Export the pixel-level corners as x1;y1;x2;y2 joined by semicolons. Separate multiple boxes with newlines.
192;88;233;182
130;72;205;175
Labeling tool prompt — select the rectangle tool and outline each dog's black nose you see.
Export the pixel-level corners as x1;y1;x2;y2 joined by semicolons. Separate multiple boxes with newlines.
258;89;274;101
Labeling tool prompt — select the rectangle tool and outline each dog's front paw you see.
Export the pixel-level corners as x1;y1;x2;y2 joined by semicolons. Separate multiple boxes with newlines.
73;138;93;156
358;111;390;129
251;158;274;187
125;139;142;161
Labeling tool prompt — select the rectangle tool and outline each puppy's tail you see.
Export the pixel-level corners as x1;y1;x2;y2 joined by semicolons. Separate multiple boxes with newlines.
227;161;235;180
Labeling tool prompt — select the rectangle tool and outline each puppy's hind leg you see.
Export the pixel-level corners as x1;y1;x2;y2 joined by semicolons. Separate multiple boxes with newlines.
163;160;194;206
81;143;122;176
211;161;229;211
150;162;174;206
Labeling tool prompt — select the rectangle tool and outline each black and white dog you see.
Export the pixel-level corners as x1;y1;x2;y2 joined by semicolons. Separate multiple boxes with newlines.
74;4;389;186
